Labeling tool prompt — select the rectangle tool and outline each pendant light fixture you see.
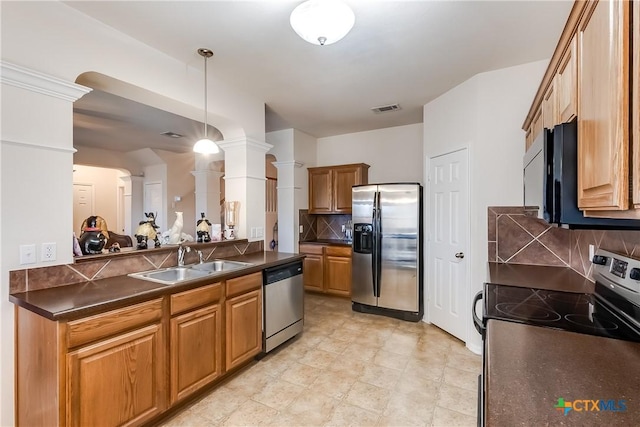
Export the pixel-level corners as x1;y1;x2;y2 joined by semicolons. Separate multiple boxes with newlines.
193;48;220;154
290;0;355;46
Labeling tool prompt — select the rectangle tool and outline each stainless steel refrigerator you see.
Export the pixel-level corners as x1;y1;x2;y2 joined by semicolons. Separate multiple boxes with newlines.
351;183;423;322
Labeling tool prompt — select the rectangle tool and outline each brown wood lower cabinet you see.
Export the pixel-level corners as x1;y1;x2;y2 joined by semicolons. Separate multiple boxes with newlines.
300;243;352;297
15;270;267;427
225;273;263;371
67;323;164;427
170;283;223;405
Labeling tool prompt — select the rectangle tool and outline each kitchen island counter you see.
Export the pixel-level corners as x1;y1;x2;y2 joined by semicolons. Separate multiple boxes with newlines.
486;320;640;426
9;251;303;321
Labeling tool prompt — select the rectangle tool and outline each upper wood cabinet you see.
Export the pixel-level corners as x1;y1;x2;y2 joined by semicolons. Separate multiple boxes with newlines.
308;163;369;214
523;0;640;219
577;0;630;211
542;79;557;130
557;34;578;123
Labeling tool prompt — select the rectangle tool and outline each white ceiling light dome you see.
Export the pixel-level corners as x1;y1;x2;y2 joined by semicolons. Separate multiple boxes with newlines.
290;0;355;46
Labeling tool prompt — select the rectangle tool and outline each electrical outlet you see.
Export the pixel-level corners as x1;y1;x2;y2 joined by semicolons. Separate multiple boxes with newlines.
19;244;36;265
250;227;256;238
41;242;56;262
256;227;264;238
299;225;304;233
589;244;595;262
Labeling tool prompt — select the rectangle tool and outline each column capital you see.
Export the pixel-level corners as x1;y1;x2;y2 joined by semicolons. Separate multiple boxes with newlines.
119;175;145;183
191;169;225;179
218;136;273;153
272;161;304;169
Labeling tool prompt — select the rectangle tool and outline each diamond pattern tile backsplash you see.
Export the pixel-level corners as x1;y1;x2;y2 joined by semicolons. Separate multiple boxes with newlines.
489;206;640;280
299;210;351;241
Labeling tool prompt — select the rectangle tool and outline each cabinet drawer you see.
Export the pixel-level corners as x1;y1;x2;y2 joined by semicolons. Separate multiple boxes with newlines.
325;246;351;257
170;283;222;316
299;243;325;255
67;298;163;348
226;272;262;298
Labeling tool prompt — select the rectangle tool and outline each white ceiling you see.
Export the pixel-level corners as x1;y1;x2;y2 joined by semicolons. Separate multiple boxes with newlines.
67;0;573;153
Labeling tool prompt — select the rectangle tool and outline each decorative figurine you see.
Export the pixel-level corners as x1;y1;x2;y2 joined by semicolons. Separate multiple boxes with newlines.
196;212;212;243
78;215;107;255
135;212;161;249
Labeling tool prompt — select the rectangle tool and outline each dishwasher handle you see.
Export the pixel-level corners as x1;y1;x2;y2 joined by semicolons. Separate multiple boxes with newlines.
263;261;303;285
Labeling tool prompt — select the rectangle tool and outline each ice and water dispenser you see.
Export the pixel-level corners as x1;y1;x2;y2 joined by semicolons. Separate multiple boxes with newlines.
353;223;373;254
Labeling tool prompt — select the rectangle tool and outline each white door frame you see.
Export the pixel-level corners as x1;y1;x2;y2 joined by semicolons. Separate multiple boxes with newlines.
423;148;471;341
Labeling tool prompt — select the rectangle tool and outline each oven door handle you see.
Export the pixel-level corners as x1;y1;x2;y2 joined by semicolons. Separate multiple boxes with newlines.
472;290;485;336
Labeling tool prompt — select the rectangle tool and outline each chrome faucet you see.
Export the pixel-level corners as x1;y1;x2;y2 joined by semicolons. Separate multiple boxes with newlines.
177;244;191;267
196;249;204;264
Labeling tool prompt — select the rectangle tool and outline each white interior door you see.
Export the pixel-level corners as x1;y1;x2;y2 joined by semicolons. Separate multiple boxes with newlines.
428;149;469;340
73;183;94;236
144;181;163;229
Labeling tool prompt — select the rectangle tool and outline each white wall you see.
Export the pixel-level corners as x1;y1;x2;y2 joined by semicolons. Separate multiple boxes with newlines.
423;59;548;354
317;123;424;184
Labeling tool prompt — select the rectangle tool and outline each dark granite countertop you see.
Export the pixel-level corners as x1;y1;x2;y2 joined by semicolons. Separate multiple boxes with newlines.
486;320;640;426
299;239;352;247
9;252;303;321
487;262;595;293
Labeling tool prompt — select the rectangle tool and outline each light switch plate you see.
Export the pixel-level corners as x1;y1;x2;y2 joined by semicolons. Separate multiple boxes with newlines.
20;244;36;265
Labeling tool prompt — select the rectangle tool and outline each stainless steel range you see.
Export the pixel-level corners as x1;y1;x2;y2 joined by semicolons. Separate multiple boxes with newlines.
473;249;640;426
474;249;640;342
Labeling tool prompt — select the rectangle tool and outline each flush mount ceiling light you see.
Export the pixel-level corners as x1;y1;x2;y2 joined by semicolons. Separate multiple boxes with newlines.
193;48;220;154
290;0;355;46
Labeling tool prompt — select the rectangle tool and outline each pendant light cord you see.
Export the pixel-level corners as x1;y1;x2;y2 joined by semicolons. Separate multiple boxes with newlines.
203;53;208;139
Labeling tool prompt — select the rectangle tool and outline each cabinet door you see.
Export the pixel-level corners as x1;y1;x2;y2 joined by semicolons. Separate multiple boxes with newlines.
557;34;578;123
530;105;543;145
170;304;222;405
333;167;360;213
225;288;262;371
578;0;630;210
302;253;324;292
325;255;352;297
308;169;332;214
542;81;557;130
67;324;165;427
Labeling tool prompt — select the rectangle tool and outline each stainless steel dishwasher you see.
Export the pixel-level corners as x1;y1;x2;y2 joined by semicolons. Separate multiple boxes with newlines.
263;261;304;353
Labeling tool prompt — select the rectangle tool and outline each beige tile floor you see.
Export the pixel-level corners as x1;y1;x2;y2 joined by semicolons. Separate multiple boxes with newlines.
160;293;481;427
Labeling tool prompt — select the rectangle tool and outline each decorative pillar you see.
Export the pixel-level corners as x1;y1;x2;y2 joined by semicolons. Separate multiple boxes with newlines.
218;137;273;241
191;169;224;227
272;161;304;253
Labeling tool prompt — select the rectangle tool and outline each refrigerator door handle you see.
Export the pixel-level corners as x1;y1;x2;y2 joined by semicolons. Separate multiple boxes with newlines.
375;194;382;297
371;191;378;296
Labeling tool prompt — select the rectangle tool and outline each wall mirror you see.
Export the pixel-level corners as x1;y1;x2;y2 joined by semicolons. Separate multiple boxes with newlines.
72;87;225;255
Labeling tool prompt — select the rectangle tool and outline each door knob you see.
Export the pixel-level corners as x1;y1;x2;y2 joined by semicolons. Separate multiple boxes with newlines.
455;252;465;259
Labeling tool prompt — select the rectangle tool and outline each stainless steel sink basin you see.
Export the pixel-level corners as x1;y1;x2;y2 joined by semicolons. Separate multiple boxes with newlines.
190;259;254;272
128;267;213;285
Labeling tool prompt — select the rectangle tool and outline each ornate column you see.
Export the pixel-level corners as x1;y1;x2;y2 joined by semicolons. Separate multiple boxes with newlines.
218;137;273;240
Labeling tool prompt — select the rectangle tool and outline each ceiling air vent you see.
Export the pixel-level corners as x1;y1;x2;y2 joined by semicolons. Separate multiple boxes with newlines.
161;131;184;138
371;103;401;114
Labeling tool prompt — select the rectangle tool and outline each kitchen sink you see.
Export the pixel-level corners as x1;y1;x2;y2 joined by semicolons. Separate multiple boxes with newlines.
128;259;254;285
128;266;214;285
190;259;254;272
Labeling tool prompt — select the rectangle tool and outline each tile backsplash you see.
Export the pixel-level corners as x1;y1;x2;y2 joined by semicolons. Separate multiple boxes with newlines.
10;239;263;294
489;206;640;280
299;210;351;241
